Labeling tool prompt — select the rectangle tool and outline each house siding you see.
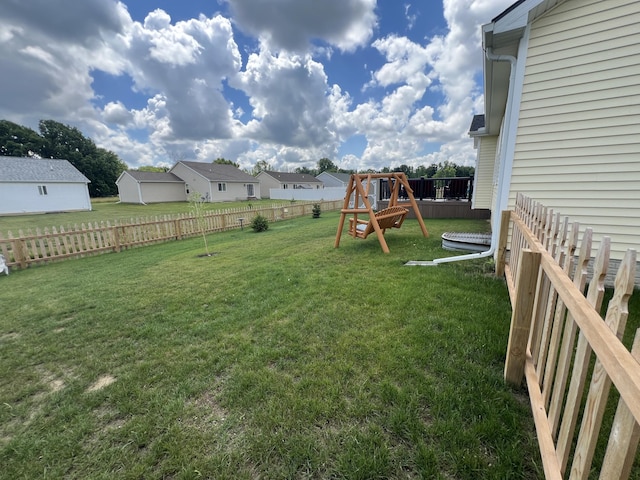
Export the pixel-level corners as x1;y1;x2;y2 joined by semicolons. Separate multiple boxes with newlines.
140;183;186;203
171;163;211;200
170;162;259;202
116;173;142;203
472;136;498;210
509;0;640;260
257;173;279;198
0;182;91;215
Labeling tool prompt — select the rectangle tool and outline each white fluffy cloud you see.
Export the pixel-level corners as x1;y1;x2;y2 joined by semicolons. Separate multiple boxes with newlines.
225;0;377;52
0;0;513;171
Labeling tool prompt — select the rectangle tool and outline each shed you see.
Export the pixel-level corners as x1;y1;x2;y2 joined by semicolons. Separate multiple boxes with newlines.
116;171;186;204
0;156;91;215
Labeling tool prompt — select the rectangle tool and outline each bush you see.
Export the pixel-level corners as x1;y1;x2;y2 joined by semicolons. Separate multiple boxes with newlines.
250;214;269;232
312;204;321;218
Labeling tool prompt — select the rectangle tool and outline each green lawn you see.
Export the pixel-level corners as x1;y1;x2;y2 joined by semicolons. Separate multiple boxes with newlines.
1;213;545;478
0;198;300;234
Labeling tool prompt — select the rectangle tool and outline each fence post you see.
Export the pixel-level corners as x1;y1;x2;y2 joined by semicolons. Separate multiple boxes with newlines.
112;224;121;253
11;237;27;269
496;210;512;277
504;248;541;385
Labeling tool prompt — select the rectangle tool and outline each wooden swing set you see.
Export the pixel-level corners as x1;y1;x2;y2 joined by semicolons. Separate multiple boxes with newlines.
334;173;428;253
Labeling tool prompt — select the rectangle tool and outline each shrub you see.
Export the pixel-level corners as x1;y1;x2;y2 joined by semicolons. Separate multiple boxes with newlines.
250;214;269;232
312;203;321;218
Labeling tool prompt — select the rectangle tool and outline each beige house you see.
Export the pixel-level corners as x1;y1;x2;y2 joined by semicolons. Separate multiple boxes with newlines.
471;0;640;263
116;171;186;204
256;171;324;199
170;161;260;202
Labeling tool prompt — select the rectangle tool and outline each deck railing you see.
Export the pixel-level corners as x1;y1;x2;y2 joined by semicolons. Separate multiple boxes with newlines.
0;200;343;270
497;193;639;479
380;176;473;201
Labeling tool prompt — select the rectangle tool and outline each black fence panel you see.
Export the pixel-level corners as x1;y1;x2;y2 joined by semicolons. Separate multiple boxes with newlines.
380;177;473;201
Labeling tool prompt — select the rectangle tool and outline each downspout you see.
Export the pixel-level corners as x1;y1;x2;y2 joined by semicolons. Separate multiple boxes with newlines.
424;48;517;265
137;181;147;205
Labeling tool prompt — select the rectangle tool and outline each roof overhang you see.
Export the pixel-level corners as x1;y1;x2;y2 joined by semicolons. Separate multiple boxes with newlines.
482;0;564;135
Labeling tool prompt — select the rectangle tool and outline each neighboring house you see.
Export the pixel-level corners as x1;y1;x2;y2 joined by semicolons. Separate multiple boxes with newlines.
170;161;260;202
0;156;91;215
256;171;324;199
116;171;186;204
316;171;351;189
471;0;640;263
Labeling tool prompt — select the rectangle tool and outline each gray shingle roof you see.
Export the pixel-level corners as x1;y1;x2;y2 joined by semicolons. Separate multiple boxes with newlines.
318;172;351;182
263;171;323;183
0;156;90;183
178;161;257;183
469;114;485;133
125;171;183;182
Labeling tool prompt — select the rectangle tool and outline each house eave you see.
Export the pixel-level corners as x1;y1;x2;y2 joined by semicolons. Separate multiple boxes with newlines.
482;0;565;135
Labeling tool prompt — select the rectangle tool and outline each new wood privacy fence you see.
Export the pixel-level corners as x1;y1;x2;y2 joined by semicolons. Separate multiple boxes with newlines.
498;194;639;479
0;200;342;270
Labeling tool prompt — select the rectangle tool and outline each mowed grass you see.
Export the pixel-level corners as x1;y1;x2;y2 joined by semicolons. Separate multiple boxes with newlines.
1;213;545;479
0;198;297;233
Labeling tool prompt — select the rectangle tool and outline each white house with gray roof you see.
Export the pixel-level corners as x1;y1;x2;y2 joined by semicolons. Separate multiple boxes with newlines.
256;171;324;199
170;161;260;202
0;156;91;215
117;161;261;204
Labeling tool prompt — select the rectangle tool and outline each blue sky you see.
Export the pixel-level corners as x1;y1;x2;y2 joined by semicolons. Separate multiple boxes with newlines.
0;0;513;171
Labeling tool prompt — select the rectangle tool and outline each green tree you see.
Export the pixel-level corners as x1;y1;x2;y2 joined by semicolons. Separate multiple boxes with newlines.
455;165;475;177
393;164;414;177
252;160;273;176
295;166;316;175
213;158;239;168
0;120;45;157
38;120;127;197
137;166;169;172
317;158;337;173
433;161;457;178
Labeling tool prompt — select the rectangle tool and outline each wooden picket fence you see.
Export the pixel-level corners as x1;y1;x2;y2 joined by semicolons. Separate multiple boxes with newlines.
0;200;342;270
497;194;639;479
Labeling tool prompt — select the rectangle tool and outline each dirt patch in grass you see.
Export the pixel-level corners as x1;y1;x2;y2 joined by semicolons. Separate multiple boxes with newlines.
86;374;116;392
0;331;20;341
185;390;228;430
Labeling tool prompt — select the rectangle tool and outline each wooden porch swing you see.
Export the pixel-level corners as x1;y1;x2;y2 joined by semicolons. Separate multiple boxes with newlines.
334;173;428;253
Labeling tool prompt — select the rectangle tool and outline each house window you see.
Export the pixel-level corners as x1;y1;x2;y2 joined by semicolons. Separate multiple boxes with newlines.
247;184;254;197
283;184;288;189
38;185;48;195
218;183;226;192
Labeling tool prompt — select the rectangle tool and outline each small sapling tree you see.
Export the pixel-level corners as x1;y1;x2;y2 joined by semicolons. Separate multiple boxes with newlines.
188;192;211;256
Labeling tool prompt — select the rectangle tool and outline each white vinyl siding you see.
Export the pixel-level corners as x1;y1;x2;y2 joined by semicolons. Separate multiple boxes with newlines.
472;136;498;210
509;0;640;261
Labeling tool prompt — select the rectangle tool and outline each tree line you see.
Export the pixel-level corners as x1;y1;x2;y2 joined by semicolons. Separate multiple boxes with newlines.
254;158;474;179
0;120;127;197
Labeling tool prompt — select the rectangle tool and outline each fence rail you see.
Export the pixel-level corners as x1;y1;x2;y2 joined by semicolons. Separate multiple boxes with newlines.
380;176;473;201
497;193;639;479
0;200;343;270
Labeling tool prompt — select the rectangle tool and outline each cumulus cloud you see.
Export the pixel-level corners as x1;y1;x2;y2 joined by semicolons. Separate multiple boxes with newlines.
225;0;377;52
0;0;514;171
233;47;336;149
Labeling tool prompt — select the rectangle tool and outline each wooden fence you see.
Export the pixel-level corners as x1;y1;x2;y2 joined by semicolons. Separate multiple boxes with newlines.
497;194;639;479
0;200;343;270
